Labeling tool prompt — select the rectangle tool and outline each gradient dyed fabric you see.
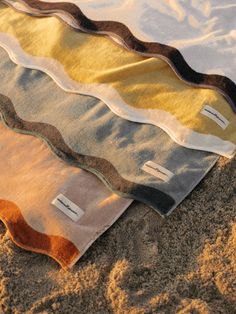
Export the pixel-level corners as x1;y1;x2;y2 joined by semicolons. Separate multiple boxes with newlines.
0;121;132;269
0;47;219;216
0;3;235;158
8;0;236;111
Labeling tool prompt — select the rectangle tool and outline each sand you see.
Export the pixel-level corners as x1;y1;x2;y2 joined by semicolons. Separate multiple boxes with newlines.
0;156;235;313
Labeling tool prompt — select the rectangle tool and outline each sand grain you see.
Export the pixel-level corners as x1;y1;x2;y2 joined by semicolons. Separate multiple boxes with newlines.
0;157;235;313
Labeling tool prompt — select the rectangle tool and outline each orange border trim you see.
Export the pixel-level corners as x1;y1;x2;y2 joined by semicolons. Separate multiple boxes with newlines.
0;199;80;270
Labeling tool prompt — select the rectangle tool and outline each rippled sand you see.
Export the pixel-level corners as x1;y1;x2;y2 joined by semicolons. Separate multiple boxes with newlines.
0;157;235;313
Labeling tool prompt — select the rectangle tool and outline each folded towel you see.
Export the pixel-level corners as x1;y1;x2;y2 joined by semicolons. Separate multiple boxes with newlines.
0;121;132;269
8;0;236;110
0;3;235;157
0;47;218;215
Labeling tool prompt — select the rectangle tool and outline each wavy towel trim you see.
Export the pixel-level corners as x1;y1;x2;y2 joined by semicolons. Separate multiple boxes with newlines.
0;199;80;270
0;33;234;158
9;0;236;113
0;93;175;215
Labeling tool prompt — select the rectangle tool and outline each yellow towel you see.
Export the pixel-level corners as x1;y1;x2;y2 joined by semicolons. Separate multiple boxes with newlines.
0;3;235;156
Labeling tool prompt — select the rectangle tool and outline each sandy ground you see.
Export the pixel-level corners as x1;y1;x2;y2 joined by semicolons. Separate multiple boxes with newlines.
0;157;235;314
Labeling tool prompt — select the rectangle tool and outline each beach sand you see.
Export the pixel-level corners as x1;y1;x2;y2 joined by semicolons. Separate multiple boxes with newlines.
0;157;235;313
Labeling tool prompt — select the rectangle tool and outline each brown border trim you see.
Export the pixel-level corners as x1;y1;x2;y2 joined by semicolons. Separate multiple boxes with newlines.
0;199;80;269
0;94;175;215
10;0;236;113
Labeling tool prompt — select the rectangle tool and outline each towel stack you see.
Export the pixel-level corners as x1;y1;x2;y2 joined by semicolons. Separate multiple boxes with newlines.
0;0;235;269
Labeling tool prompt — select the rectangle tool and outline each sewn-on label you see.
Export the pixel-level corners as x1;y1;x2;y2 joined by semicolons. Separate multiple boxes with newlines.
52;194;84;222
201;105;229;129
141;161;174;182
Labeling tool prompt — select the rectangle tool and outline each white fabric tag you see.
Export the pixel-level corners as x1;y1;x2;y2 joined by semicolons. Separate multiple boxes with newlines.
201;105;229;129
52;194;84;222
141;161;174;182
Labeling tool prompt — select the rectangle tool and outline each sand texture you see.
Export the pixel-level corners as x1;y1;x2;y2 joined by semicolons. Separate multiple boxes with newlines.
0;157;235;313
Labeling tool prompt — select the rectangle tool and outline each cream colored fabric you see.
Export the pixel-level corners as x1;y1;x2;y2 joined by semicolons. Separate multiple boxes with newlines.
0;122;132;268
